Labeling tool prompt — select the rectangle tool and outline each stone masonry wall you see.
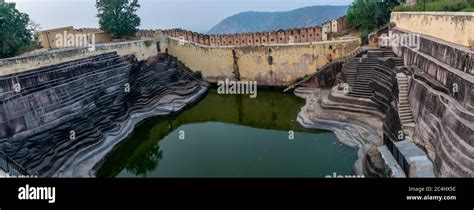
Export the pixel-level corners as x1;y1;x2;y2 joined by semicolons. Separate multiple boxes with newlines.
390;14;474;176
162;36;360;86
391;12;474;47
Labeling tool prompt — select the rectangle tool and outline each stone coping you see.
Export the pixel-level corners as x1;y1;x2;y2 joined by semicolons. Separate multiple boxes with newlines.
393;28;474;82
393;27;473;54
0;38;159;76
392;11;474;17
167;36;361;49
0;38;158;62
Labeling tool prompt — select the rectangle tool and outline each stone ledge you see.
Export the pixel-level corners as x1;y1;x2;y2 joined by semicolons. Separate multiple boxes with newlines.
392;11;474;17
378;145;406;178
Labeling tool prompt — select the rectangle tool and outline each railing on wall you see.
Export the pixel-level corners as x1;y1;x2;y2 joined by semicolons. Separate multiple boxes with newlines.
0;151;30;177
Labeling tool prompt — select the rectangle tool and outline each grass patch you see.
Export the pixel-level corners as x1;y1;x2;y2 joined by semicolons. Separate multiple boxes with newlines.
177;60;203;79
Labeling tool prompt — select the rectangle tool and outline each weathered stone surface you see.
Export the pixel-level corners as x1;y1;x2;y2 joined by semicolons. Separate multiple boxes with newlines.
361;145;391;178
163;36;361;86
297;48;438;177
391;27;473;177
409;77;473;177
0;53;208;177
392;28;473;111
296;88;384;177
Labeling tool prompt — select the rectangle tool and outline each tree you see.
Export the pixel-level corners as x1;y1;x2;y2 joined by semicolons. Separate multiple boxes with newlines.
346;0;399;34
96;0;141;37
0;0;35;58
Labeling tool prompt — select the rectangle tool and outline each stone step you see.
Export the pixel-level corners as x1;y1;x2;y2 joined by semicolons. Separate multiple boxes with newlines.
352;86;372;90
399;113;412;117
348;80;371;84
399;110;412;115
400;116;414;121
401;117;414;122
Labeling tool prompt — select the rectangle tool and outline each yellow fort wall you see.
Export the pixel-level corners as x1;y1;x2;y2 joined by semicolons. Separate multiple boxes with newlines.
162;37;360;86
391;12;474;47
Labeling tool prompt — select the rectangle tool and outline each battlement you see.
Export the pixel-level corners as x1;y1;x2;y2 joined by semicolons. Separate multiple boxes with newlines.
163;16;346;47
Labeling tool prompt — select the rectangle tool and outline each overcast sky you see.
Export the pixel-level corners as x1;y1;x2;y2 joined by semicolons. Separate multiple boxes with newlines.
7;0;354;33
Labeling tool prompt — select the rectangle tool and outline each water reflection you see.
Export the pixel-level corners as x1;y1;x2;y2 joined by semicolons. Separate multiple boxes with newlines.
97;89;357;177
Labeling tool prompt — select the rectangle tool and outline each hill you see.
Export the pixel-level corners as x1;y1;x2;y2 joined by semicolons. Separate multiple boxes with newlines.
207;5;348;35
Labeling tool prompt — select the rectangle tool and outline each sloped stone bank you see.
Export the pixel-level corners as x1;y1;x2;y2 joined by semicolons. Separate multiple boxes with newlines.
0;53;207;177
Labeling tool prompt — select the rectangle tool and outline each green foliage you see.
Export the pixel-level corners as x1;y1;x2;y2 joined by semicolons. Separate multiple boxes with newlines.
144;40;152;47
346;0;399;35
462;6;474;11
393;0;474;12
0;0;35;58
192;71;203;79
96;0;141;37
293;77;304;84
177;60;203;79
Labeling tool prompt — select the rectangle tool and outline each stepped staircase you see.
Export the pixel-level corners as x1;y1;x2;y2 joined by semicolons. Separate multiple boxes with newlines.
368;49;404;67
0;54;206;176
342;57;379;99
284;47;368;92
396;73;415;137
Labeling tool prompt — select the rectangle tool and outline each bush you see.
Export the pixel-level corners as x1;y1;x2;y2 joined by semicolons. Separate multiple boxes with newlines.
192;71;203;79
393;0;472;12
436;1;469;11
360;30;370;45
293;77;304;84
177;60;202;79
144;40;152;47
461;6;474;11
346;0;399;33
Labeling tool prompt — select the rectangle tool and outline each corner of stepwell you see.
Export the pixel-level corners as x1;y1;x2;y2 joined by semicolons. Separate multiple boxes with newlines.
295;12;473;178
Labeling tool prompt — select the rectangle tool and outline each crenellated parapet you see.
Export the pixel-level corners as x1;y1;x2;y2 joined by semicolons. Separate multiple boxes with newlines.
162;16;346;47
135;29;163;39
163;26;323;47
